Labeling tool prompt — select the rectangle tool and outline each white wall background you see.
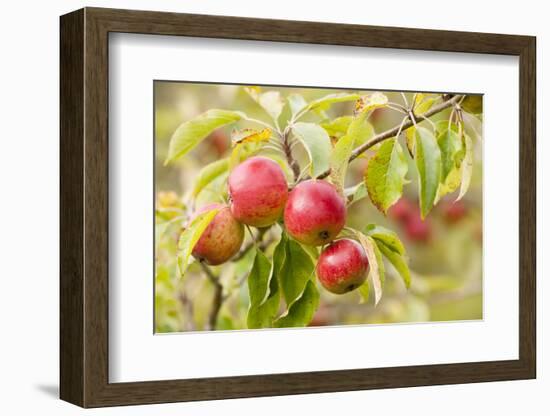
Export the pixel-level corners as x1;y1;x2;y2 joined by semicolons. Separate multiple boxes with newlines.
0;0;545;414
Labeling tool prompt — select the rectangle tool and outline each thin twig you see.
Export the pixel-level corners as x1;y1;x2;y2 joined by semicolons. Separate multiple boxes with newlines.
177;291;196;331
199;262;224;330
282;129;301;181
316;94;464;179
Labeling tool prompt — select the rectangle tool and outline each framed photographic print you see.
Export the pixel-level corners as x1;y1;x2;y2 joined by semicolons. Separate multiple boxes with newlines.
60;7;536;408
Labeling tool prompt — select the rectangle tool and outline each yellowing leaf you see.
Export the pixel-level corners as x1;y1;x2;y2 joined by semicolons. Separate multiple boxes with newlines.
405;127;416;156
365;138;408;214
357;233;385;305
436;165;461;202
177;209;220;279
457;134;474;201
231;128;272;145
355;92;388;115
438;128;463;181
165;110;242;165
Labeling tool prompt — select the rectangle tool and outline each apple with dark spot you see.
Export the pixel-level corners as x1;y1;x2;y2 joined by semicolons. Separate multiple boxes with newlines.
191;203;244;265
284;180;346;246
228;156;288;227
316;239;369;294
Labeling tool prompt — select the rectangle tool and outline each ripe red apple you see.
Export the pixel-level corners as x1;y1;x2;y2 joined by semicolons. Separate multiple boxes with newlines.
228;156;288;227
316;239;369;294
405;214;431;243
191;203;244;265
284;180;346;246
388;197;414;224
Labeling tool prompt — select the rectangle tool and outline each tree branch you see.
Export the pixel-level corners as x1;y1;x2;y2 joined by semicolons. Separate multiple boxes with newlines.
177;290;196;331
199;262;224;330
316;94;464;179
282;129;300;181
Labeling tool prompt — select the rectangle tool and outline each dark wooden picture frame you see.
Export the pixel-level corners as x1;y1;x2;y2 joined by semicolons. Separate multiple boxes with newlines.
60;7;536;408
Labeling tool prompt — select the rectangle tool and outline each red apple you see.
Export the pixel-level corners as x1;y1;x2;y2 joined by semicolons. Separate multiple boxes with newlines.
228;156;288;227
388;197;415;224
191;203;244;265
316;239;369;294
442;200;467;224
405;214;431;243
207;128;229;156
284;180;346;246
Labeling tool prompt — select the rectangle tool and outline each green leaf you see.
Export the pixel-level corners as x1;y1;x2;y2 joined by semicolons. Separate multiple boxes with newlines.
358;281;370;304
329;113;370;190
245;87;284;123
292;122;332;178
365;138;408;214
438;128;463;181
305;93;361;113
274;280;320;328
321;116;353;137
228;141;264;170
191;158;229;198
348;119;375;149
165;110;242;164
414;127;442;218
259;91;285;123
287;94;308;118
345;182;368;205
247;249;281;329
377;242;411;288
279;238;315;306
413;93;436;114
364;224;405;255
300;243;319;262
357;233;385;305
436;164;462;202
176;208;220;278
457;134;474;201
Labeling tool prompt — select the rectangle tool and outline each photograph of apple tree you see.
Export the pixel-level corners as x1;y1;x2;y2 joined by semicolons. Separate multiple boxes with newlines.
155;81;483;332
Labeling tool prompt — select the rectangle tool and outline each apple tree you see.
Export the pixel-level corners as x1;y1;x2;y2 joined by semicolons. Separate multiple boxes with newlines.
158;87;480;330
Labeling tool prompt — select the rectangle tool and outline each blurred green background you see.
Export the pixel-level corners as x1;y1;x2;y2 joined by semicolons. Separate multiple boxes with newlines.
154;82;483;333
